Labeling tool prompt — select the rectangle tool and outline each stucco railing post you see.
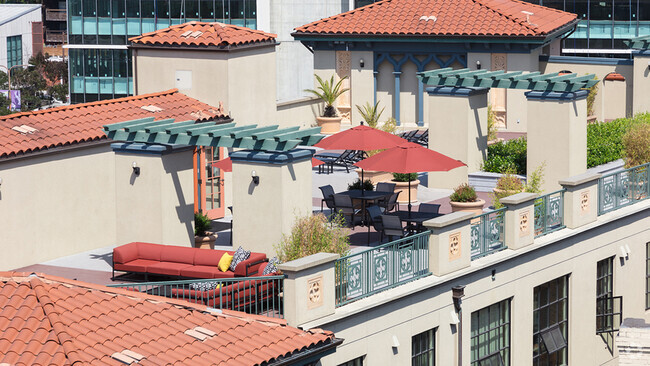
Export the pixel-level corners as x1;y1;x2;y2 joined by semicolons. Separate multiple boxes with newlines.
423;211;475;276
230;149;313;257
277;253;339;327
425;87;488;189
525;90;588;193
559;172;601;229
500;192;538;250
632;50;650;115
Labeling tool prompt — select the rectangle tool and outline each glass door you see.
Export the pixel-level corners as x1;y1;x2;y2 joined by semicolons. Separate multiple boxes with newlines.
194;147;225;219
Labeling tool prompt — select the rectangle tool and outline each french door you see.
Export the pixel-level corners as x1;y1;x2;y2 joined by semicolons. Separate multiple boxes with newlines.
194;147;225;219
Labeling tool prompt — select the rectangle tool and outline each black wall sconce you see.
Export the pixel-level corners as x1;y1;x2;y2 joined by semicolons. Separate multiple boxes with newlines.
452;285;465;312
251;170;259;185
359;58;365;68
476;60;481;70
132;161;140;176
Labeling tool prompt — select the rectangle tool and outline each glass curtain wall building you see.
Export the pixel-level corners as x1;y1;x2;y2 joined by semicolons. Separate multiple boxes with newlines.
67;0;257;103
522;0;650;57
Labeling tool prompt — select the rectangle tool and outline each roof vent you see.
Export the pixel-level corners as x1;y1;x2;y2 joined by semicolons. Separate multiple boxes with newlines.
180;30;193;38
12;124;38;134
111;350;145;365
419;15;437;22
141;105;163;113
521;11;535;25
190;31;203;38
185;326;216;341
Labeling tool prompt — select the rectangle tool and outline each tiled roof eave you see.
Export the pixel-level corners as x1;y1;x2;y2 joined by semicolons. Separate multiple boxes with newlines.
130;40;278;51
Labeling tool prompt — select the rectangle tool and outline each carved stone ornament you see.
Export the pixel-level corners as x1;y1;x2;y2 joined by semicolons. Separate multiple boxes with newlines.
580;190;590;213
449;232;461;261
307;275;323;309
519;210;530;237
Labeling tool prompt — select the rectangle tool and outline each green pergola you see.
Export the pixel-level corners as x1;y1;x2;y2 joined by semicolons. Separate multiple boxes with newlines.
103;118;325;151
625;35;650;50
417;68;599;92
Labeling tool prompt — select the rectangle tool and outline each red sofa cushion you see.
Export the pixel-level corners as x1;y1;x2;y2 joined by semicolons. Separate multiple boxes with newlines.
233;253;267;277
113;243;139;265
180;266;235;279
193;250;228;267
136;242;163;261
160;246;196;264
114;259;160;273
147;262;193;276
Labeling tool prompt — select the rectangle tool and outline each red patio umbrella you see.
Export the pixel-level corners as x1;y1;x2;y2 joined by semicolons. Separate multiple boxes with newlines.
354;142;466;214
212;157;324;172
314;125;407;194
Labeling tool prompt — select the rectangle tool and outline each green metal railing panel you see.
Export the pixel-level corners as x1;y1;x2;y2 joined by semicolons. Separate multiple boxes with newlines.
471;208;506;260
103;118;326;152
108;276;285;318
598;162;650;215
335;231;430;307
534;189;566;238
417;68;599;92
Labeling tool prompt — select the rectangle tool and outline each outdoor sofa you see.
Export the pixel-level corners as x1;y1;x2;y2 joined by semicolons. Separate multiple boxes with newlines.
112;242;267;280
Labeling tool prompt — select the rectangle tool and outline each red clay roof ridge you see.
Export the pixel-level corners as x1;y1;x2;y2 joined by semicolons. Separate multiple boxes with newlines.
0;89;181;122
295;0;392;32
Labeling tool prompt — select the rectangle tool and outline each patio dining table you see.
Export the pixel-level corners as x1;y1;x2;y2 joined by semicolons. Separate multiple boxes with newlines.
387;211;443;233
337;190;394;225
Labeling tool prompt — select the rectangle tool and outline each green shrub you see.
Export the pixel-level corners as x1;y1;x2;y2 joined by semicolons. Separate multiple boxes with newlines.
586;118;631;168
194;212;212;236
348;179;374;191
492;170;524;209
275;213;350;263
585;75;599;116
356;101;384;128
449;183;478;202
525;162;546;194
482;137;527;174
392;173;418;182
622;122;650;167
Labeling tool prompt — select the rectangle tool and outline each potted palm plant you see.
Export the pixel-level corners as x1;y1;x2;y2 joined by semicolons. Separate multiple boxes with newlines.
305;74;349;134
194;212;217;249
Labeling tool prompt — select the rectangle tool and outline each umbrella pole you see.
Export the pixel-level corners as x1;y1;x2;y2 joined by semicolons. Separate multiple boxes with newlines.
361;169;365;196
408;179;412;217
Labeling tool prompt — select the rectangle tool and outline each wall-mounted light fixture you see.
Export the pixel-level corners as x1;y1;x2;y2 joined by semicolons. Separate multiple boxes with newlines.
0;177;3;188
391;335;400;349
647;60;650;70
359;58;365;68
251;170;259;185
476;60;481;70
132;161;140;176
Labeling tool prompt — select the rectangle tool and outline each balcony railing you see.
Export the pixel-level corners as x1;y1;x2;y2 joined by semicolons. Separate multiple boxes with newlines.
45;30;66;43
598;162;649;215
108;276;284;318
46;9;67;21
471;208;506;260
535;189;566;238
335;231;430;307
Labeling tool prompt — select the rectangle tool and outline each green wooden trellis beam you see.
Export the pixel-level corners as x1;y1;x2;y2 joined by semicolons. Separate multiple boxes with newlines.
417;68;599;92
103;118;326;152
625;35;650;50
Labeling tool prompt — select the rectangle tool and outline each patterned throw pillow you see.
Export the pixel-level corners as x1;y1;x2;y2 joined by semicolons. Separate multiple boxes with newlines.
229;246;251;272
190;282;220;292
262;257;280;275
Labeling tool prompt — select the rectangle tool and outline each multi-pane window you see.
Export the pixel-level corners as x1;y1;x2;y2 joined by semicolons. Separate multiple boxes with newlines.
6;35;22;69
646;243;650;310
338;356;363;366
412;328;435;366
471;299;511;366
596;257;619;352
533;276;569;366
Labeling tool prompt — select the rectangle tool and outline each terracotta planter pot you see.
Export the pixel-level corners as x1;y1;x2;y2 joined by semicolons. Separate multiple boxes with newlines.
450;199;486;217
393;179;420;204
194;232;217;250
316;116;342;135
355;168;393;186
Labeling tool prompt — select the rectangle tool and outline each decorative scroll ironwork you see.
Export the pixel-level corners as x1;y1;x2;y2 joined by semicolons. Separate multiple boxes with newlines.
417;68;599;92
471;208;506;260
534;189;566;238
598;162;650;215
108;276;284;318
335;231;430;307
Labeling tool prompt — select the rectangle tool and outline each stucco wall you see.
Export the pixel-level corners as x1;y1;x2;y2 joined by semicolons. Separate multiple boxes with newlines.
310;205;650;366
632;53;650;115
0;144;196;271
0;144;117;270
541;60;634;121
133;46;278;126
276;97;320;128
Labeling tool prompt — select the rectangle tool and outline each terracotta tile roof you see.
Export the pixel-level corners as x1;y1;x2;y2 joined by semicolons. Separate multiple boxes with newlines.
294;0;577;38
130;21;277;48
0;272;337;366
0;89;228;159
